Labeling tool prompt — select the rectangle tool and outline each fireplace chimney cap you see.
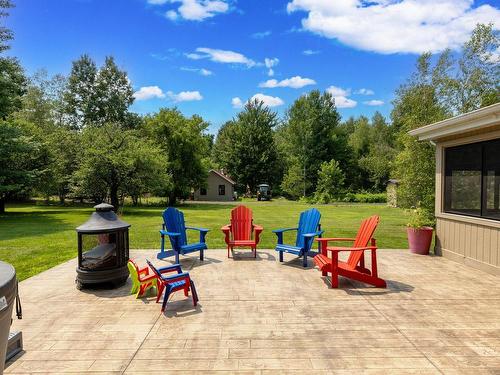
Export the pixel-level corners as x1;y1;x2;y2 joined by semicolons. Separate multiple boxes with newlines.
76;203;130;233
94;203;114;212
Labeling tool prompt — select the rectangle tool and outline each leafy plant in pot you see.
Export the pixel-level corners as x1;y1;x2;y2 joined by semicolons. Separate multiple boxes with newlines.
407;207;434;255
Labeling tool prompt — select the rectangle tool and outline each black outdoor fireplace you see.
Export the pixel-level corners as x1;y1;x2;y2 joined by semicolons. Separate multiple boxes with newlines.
75;203;130;290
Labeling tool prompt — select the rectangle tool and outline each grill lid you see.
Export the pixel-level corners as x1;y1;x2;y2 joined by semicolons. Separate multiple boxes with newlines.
0;261;16;307
76;203;130;233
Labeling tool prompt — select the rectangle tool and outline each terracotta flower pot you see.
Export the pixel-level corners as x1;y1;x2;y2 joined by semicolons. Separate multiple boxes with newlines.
407;227;433;255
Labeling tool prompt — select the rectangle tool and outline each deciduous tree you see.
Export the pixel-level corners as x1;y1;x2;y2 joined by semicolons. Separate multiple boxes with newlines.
144;108;209;205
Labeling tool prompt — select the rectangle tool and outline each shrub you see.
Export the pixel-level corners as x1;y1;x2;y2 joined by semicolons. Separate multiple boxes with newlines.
313;159;345;203
407;206;435;228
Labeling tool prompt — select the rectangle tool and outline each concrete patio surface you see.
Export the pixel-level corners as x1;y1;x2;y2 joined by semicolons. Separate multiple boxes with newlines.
4;248;500;374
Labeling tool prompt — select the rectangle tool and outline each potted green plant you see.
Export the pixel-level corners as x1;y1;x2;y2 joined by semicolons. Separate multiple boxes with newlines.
407;207;434;255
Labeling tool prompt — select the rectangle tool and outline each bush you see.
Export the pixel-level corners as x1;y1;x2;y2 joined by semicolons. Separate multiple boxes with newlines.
313;159;345;203
407;206;435;228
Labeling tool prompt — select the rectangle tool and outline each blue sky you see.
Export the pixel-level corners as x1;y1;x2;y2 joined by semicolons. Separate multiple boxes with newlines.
7;0;500;133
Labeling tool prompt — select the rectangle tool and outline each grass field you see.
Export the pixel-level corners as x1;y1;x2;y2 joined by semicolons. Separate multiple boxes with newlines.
0;200;409;280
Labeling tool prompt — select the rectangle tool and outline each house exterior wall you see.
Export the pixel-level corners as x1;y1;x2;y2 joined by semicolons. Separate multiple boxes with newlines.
193;172;234;202
434;127;500;276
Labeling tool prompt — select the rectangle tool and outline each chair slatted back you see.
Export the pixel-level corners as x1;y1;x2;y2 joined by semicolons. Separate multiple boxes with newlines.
127;260;139;279
346;215;380;269
162;207;188;247
295;208;321;248
230;205;253;241
146;260;162;280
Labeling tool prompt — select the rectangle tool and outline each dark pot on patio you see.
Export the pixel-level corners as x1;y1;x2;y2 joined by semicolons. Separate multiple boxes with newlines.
407;227;433;255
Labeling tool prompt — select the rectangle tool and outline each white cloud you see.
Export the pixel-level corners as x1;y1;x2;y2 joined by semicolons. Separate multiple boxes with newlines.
264;58;279;68
252;30;272;39
303;49;320;55
250;93;284;107
133;86;166;100
200;68;213;76
181;67;213;76
231;97;243;108
364;99;385;106
326;85;357;108
287;0;500;54
264;57;279;76
232;94;285;109
326;85;350;97
167;90;203;102
149;0;229;21
356;88;374;95
260;75;316;89
187;47;256;67
334;96;357;108
165;10;178;20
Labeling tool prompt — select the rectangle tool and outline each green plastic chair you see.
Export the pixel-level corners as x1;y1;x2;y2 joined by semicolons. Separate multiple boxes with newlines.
128;260;157;298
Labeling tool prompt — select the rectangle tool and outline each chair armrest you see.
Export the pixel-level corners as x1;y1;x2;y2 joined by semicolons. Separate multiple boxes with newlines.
138;267;150;277
316;237;356;242
302;231;322;238
159;230;181;237
272;227;298;234
221;225;231;244
186;226;209;232
186;226;209;243
163;272;190;282
327;246;377;253
158;264;182;274
253;225;263;245
302;231;323;251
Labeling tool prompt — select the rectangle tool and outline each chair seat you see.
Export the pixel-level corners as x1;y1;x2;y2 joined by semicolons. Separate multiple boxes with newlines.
180;242;207;254
229;240;257;246
275;243;303;255
164;279;187;289
314;254;354;272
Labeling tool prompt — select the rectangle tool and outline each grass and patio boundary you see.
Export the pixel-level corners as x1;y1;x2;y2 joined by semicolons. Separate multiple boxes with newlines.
0;200;409;281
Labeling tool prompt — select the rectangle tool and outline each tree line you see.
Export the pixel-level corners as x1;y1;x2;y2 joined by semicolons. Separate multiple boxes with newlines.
0;0;498;215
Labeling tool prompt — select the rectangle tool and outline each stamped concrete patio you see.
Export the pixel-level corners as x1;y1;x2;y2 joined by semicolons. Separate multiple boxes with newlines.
4;249;500;374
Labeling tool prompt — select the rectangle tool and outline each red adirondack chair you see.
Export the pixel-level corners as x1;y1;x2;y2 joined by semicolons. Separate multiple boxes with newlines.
314;215;386;288
222;205;263;258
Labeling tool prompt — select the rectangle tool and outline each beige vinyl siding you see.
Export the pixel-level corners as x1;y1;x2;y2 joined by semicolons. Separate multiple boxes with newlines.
436;216;500;275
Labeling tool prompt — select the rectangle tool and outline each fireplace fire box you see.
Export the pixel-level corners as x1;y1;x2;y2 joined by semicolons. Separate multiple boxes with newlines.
76;203;130;289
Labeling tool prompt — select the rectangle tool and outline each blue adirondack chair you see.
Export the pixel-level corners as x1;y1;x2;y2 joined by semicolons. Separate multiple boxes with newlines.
157;207;209;264
273;208;323;267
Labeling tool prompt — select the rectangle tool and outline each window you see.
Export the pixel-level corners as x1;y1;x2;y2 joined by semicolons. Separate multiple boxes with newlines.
444;138;500;220
200;187;207;196
218;184;225;196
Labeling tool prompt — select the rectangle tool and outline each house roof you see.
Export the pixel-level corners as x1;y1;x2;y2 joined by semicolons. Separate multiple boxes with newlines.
210;169;235;185
408;102;500;141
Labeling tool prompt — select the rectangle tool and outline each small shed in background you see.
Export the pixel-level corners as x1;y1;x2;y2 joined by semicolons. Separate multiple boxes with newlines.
193;169;235;202
386;179;399;207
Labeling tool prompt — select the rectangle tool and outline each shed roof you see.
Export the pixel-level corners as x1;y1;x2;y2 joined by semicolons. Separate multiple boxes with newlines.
210;169;235;185
408;102;500;141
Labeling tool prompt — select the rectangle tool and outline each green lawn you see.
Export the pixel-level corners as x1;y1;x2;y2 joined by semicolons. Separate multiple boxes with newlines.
0;200;409;281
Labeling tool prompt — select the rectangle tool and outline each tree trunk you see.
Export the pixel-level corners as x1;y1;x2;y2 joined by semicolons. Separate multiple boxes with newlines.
0;198;5;214
168;192;176;206
110;184;119;212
